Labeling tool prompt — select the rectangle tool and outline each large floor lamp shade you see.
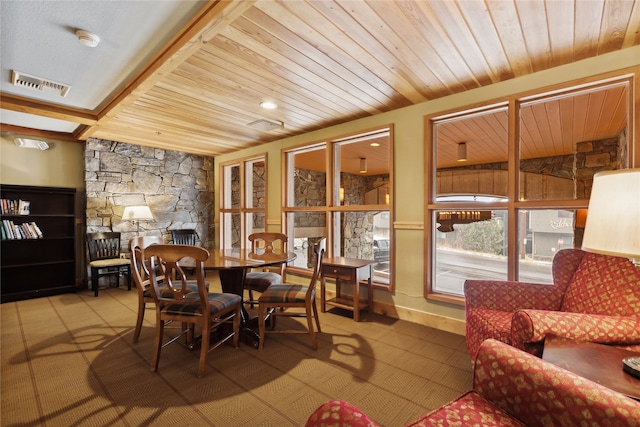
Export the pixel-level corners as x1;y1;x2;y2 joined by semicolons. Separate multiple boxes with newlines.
582;169;640;267
123;205;154;236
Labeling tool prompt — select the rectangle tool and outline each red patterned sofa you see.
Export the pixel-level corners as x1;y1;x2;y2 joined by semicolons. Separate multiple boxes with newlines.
464;248;640;359
305;339;640;427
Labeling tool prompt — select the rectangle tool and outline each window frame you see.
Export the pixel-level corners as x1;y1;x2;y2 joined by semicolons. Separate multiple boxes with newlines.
283;126;395;290
219;154;268;249
425;73;635;305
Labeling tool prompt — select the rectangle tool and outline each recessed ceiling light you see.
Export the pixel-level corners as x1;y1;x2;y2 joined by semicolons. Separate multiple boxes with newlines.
260;101;278;110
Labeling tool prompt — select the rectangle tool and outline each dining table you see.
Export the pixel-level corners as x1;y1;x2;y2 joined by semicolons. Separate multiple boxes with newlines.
189;248;297;348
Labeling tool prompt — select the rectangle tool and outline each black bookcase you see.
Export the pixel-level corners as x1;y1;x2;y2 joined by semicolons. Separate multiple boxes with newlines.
1;185;78;303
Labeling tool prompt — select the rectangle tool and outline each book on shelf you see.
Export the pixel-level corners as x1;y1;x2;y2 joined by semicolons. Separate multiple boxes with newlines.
1;198;31;215
0;219;43;239
30;222;43;238
18;200;30;215
21;223;33;238
12;223;22;239
3;220;14;239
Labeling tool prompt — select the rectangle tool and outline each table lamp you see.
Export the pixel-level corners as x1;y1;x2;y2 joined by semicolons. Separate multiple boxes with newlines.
581;168;640;267
581;168;640;379
123;205;154;236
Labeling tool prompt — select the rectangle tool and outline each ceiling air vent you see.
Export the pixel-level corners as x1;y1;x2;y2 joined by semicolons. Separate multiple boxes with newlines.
247;118;283;131
11;70;71;97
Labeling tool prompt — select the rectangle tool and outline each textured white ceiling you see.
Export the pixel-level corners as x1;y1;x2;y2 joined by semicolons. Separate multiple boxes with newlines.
0;1;205;131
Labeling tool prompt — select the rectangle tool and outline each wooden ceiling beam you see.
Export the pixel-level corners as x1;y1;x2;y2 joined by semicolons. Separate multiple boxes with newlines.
0;123;80;143
0;92;97;125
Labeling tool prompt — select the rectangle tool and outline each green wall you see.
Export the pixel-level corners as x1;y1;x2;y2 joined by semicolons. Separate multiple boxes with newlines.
0;135;84;189
214;46;640;325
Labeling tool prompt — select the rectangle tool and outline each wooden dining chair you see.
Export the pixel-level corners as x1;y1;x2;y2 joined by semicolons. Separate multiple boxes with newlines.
146;244;241;377
244;232;288;307
129;235;164;343
171;228;197;245
86;232;131;296
257;237;326;350
130;236;210;343
171;228;198;275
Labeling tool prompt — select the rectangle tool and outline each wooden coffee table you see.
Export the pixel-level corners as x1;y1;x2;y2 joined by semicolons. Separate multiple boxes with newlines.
542;334;640;400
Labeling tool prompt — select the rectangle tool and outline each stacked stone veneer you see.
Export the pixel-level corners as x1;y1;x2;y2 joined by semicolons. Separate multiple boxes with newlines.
85;138;214;250
226;162;267;248
293;168;390;264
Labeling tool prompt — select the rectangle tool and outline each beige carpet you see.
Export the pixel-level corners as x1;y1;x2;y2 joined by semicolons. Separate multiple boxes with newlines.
1;275;472;426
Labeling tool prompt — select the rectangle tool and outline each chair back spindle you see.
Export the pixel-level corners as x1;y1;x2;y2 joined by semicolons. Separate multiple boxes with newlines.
171;229;198;246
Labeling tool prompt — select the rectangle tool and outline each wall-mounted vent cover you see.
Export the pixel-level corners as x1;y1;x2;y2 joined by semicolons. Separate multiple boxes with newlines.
11;70;71;97
247;118;283;131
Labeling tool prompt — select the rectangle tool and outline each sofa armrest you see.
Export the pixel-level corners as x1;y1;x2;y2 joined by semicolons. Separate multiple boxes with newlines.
305;400;379;427
474;339;640;425
512;310;640;348
464;280;563;312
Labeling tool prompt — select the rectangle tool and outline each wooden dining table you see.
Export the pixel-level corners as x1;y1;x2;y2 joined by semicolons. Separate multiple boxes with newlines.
187;248;297;348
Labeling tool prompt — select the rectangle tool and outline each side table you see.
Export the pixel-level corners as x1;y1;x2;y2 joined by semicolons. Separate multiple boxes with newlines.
542;334;640;400
321;257;374;322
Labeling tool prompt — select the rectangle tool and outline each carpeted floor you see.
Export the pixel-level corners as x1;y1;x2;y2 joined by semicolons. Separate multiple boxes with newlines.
1;274;472;426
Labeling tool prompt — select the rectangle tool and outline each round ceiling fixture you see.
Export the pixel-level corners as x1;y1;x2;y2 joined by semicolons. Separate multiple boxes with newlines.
75;30;100;48
260;101;278;110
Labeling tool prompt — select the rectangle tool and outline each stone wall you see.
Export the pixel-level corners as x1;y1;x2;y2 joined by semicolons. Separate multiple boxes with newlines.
84;138;214;250
438;134;625;200
576;129;627;199
292;168;390;264
226;162;267;248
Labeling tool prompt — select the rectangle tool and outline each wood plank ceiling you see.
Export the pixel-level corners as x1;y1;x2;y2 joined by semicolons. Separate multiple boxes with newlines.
2;0;638;162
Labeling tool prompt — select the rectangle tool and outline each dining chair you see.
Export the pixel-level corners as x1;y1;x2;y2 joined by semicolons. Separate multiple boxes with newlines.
171;228;197;245
146;244;241;377
130;236;210;343
257;237;326;350
129;235;164;343
171;228;198;275
244;232;288;307
86;232;131;297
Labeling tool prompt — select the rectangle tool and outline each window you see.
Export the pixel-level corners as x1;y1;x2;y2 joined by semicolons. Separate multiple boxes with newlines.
427;77;631;300
219;156;267;249
284;144;327;269
284;127;394;288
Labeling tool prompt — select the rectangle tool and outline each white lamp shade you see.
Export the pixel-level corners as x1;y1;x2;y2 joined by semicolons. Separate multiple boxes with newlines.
582;169;640;263
123;205;154;221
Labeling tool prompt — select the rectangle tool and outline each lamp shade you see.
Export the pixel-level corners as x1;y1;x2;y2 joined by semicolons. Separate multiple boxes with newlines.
123;205;154;221
582;169;640;265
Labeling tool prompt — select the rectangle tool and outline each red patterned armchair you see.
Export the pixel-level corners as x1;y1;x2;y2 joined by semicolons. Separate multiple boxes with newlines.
464;248;640;359
306;339;640;426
